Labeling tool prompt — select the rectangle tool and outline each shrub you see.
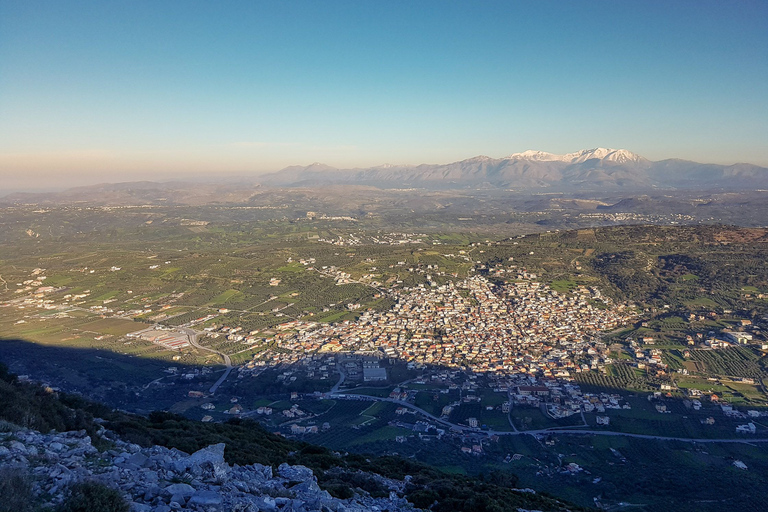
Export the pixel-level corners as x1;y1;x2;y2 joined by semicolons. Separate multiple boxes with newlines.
0;467;34;512
322;482;355;499
0;419;21;433
56;482;128;512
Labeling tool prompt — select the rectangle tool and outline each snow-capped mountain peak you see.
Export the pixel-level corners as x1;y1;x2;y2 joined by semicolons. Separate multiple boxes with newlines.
564;148;645;164
507;150;563;161
564;148;612;162
462;155;494;163
508;148;646;164
603;148;646;163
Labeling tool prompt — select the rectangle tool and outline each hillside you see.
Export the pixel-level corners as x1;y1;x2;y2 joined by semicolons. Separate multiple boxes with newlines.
0;365;586;512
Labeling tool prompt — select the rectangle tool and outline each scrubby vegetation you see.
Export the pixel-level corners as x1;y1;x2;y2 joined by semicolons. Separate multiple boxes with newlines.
56;482;129;512
0;364;109;446
106;413;581;511
0;467;34;512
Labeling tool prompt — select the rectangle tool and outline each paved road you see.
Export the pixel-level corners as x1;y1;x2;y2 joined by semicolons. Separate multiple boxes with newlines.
506;429;768;443
334;391;768;444
330;367;346;394
311;267;387;295
142;376;167;390
179;327;232;394
505;389;519;433
339;394;461;431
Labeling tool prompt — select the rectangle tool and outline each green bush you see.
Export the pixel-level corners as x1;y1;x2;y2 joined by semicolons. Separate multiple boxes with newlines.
0;363;17;384
322;482;355;499
56;482;128;512
0;467;34;512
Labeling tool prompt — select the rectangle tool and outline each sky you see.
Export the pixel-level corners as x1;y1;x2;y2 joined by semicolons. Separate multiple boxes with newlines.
1;0;767;192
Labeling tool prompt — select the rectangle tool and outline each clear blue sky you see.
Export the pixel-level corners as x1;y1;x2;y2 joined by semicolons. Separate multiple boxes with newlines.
1;0;766;190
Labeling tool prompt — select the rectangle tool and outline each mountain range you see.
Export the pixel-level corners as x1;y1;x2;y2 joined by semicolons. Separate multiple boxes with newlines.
261;148;768;191
2;148;767;206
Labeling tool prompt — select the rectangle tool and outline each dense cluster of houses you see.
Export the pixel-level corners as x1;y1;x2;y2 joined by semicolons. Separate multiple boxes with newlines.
247;272;636;378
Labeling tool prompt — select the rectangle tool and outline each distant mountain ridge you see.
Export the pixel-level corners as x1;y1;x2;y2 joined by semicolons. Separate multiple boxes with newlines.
261;148;768;191
2;148;767;205
507;148;647;164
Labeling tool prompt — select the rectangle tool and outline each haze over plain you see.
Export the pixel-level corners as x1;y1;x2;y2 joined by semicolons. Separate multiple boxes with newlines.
0;0;767;192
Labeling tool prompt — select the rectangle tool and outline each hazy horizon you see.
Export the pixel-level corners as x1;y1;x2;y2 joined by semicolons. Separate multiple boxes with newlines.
2;1;767;192
3;145;768;195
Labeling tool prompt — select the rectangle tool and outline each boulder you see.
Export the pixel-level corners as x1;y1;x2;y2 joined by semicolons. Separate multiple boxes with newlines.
187;444;225;466
9;440;27;453
173;444;230;482
188;490;223;507
49;442;65;452
256;464;273;480
292;479;322;494
128;452;149;467
255;496;277;512
278;463;314;482
142;484;162;501
274;497;291;507
164;483;195;498
141;469;159;484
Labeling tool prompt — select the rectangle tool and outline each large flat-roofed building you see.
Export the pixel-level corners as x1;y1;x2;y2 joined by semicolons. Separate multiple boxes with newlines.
517;386;550;397
363;367;387;382
724;331;753;344
131;329;190;349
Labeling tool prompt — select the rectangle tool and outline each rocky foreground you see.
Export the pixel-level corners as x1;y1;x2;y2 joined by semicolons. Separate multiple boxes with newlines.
0;426;422;512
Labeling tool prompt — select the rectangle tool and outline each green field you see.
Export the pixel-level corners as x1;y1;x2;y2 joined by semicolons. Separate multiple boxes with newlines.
276;263;305;273
3;210;768;511
210;289;243;306
549;279;578;292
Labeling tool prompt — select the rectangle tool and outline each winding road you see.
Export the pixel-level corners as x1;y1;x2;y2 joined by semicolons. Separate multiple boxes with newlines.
332;388;768;444
330;367;346;394
179;327;232;394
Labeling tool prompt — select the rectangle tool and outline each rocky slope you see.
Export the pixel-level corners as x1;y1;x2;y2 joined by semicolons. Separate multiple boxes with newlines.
0;426;420;512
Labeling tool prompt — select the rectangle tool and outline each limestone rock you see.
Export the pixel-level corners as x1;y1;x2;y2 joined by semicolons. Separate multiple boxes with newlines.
188;490;223;507
163;482;195;498
0;428;423;512
278;462;314;482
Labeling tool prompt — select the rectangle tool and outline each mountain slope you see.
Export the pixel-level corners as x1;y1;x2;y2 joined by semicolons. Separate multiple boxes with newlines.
2;149;767;204
261;148;766;191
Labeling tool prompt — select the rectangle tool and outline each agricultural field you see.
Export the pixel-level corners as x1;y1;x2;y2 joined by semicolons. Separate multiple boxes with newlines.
3;216;768;416
689;346;767;379
3;206;768;511
502;435;768;511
